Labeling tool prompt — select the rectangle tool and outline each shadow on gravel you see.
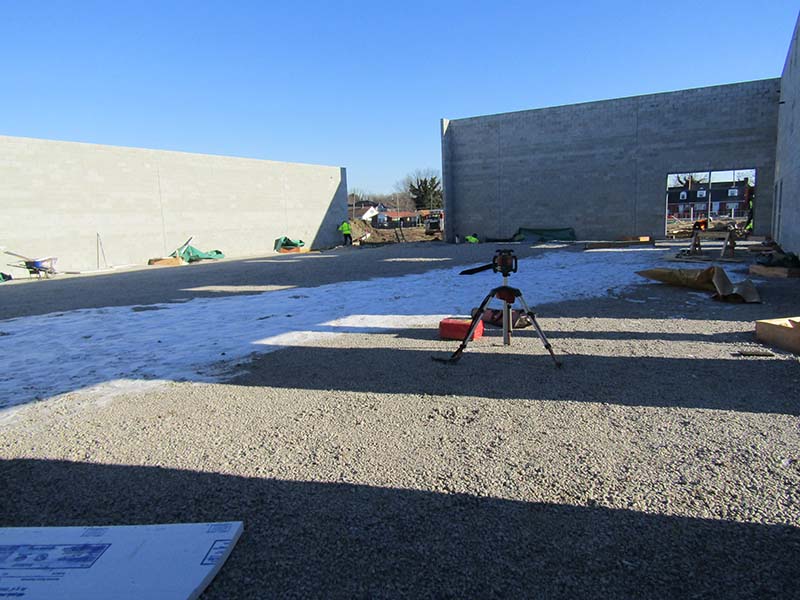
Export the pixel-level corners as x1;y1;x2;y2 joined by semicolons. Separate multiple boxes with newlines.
394;328;755;344
234;345;800;416
1;458;797;599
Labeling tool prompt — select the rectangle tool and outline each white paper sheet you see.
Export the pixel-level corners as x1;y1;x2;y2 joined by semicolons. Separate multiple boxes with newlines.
0;521;243;600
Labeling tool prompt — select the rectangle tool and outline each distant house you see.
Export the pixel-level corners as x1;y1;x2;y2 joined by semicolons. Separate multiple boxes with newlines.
666;180;753;219
354;206;379;221
347;200;381;222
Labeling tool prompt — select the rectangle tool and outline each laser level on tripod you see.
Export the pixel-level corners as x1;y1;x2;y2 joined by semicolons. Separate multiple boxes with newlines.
433;249;561;366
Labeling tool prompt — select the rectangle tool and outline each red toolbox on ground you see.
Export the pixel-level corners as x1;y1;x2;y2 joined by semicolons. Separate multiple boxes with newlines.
438;318;484;341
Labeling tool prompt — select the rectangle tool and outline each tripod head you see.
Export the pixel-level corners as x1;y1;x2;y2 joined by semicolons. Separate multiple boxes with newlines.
459;249;519;277
492;249;518;276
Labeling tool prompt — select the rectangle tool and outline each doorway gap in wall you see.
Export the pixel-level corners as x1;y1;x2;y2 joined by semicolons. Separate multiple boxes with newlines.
665;169;756;237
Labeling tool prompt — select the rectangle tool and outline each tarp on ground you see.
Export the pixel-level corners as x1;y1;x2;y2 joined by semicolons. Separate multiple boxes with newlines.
487;227;577;243
174;245;224;263
636;266;760;303
273;237;305;252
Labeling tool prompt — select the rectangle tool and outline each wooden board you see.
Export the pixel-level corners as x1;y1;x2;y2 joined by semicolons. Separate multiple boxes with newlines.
748;264;800;278
694;231;731;240
670;256;745;264
147;256;184;267
755;317;800;354
618;236;652;242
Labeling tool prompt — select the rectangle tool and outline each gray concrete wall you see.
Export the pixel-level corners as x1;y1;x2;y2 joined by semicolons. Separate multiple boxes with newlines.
775;13;800;255
0;135;347;272
442;80;780;242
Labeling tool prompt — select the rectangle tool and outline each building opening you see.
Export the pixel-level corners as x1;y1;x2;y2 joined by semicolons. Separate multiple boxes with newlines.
665;169;755;236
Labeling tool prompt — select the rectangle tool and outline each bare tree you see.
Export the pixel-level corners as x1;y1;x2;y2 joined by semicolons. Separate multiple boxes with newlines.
394;168;439;194
668;172;710;188
370;193;416;212
348;188;371;204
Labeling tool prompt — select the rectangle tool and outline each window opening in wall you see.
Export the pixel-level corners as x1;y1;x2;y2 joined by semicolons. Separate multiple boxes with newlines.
665;168;756;237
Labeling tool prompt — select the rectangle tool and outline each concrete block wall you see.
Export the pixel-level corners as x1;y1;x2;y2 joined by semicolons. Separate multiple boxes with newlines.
442;80;781;242
0;136;347;272
775;13;800;255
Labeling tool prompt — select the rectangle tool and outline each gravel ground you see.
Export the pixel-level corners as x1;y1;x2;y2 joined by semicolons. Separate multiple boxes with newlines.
1;242;799;599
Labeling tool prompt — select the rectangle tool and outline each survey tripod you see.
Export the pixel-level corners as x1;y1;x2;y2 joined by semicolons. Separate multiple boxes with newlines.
433;249;561;367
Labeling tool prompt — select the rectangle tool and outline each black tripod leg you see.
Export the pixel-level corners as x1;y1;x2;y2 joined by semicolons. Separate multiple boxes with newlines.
517;294;562;368
433;290;495;364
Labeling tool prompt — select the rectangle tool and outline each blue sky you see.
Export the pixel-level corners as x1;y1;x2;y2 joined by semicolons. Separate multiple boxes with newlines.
1;1;798;193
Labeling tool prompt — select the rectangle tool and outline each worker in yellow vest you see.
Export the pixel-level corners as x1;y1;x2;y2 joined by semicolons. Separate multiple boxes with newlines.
338;220;352;245
744;197;754;234
465;233;480;243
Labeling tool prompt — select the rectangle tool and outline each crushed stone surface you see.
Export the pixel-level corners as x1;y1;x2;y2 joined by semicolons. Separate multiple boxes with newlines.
1;242;799;598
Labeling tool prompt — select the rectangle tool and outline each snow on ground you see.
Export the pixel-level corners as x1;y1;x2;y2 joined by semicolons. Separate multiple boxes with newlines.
0;248;668;412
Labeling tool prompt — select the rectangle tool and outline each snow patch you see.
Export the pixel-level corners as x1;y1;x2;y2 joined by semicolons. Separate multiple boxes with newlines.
0;249;666;413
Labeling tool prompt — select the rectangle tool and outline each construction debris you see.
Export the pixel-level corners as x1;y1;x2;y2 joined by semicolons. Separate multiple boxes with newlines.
148;256;185;267
667;216;742;239
176;245;224;262
347;220;441;245
749;264;800;278
148;237;224;266
756;249;800;268
353;232;371;245
274;237;307;253
636;266;760;303
4;250;58;278
756;317;800;354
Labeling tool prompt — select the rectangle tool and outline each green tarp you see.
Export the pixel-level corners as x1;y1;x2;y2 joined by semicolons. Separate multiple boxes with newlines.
173;245;224;263
274;237;306;252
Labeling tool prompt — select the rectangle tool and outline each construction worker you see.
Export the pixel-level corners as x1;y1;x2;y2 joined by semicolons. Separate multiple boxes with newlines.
465;233;480;243
338;220;352;245
743;193;755;234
